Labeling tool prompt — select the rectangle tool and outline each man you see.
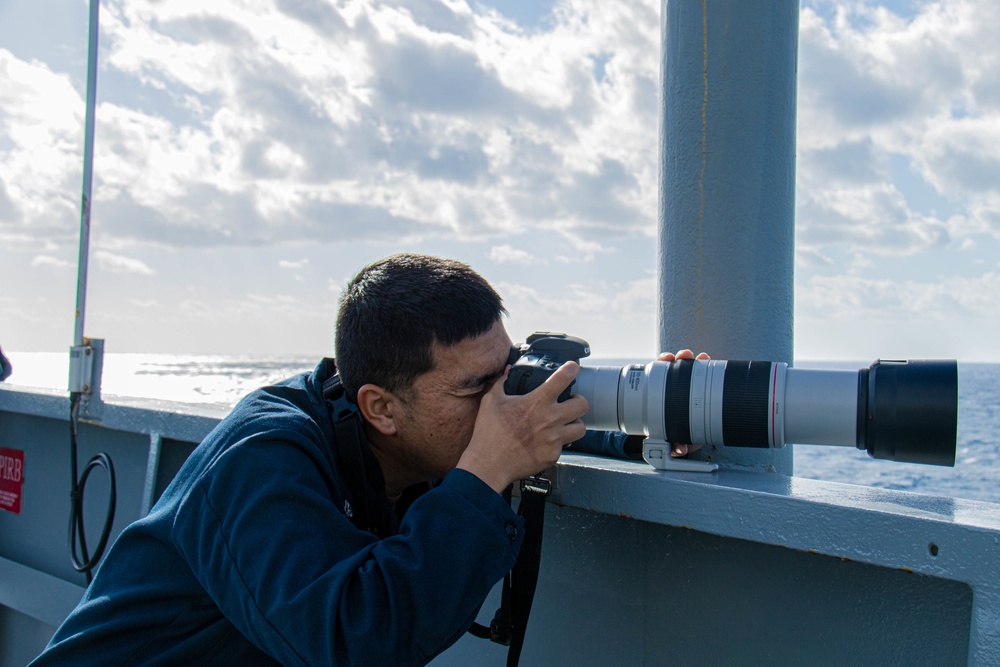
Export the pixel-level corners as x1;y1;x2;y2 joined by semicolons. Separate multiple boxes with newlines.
0;344;11;382
33;253;698;665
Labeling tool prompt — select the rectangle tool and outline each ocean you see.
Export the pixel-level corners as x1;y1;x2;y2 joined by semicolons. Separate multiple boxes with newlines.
5;351;998;504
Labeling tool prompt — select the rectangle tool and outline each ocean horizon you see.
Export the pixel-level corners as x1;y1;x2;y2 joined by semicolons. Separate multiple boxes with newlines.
4;350;998;505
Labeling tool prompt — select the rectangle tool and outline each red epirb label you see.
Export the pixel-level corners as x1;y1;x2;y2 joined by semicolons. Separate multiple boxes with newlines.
0;447;25;514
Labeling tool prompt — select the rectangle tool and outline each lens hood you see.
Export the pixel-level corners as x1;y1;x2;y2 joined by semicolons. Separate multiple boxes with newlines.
859;360;958;466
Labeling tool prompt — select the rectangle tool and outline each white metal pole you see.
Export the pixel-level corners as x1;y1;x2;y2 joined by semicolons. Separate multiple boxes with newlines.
74;0;101;349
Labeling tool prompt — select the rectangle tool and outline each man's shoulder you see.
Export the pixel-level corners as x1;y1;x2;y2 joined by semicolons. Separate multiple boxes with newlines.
225;361;330;434
158;364;334;504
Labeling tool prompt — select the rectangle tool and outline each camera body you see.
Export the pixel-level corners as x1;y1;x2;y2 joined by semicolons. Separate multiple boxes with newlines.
504;332;590;401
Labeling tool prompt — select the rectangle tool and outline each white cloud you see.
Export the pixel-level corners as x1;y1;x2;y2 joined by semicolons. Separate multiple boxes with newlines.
4;0;1000;360
489;244;541;264
0;49;83;245
3;305;43;324
31;255;73;269
94;250;155;275
5;1;1000;253
797;0;1000;250
498;273;658;356
795;246;834;269
179;299;213;315
498;274;656;320
128;298;161;308
17;0;996;260
796;270;1000;320
244;293;304;313
279;258;309;269
0;0;668;253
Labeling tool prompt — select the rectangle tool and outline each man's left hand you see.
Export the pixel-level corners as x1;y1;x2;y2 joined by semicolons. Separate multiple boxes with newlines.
656;349;710;458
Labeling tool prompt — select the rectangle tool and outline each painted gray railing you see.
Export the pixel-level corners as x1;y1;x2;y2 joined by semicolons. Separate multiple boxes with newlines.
2;384;998;665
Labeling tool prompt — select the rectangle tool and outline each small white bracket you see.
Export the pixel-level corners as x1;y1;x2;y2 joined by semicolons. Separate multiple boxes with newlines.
643;439;719;472
69;344;96;393
68;338;105;420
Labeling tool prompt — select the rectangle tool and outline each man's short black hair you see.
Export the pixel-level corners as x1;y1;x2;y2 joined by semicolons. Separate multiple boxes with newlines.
335;253;507;401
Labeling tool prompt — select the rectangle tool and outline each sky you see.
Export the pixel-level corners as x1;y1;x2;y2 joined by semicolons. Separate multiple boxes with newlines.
1;0;999;362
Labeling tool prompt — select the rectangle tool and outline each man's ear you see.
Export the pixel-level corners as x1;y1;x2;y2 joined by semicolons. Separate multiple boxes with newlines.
355;383;400;435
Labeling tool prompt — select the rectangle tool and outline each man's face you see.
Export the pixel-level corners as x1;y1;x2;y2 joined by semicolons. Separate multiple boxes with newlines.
390;320;513;480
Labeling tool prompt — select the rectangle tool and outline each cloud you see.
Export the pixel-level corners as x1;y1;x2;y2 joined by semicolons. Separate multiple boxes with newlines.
796;270;1000;320
31;255;73;269
1;1;669;254
180;299;214;316
4;0;1000;291
489;244;541;265
128;298;161;308
497;273;656;319
94;250;155;275
796;0;1000;251
795;246;834;269
245;293;304;312
796;179;951;254
2;304;43;324
797;4;964;146
0;179;21;223
170;292;320;323
278;258;309;269
0;49;83;247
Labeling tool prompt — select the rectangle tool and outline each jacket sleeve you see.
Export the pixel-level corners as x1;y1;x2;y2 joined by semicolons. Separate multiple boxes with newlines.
171;429;523;666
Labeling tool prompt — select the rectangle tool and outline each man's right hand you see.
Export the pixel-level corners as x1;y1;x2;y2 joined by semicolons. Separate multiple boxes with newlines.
457;362;589;494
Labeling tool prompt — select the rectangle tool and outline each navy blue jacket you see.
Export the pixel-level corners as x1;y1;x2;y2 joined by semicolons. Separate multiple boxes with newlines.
33;359;524;666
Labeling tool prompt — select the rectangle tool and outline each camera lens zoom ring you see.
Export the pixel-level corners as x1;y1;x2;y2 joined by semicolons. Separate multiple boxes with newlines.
664;360;693;445
722;361;772;448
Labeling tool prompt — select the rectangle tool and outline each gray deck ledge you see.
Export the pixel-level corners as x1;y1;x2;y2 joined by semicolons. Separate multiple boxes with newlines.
548;451;1000;664
4;384;1000;662
550;452;1000;580
0;384;228;443
5;384;997;572
5;383;997;583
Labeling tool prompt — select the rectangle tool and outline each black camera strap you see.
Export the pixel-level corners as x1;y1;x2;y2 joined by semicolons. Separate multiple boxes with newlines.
323;370;392;538
469;474;552;667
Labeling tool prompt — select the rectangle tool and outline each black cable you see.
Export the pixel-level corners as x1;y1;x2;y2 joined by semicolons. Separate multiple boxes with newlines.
69;391;117;584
